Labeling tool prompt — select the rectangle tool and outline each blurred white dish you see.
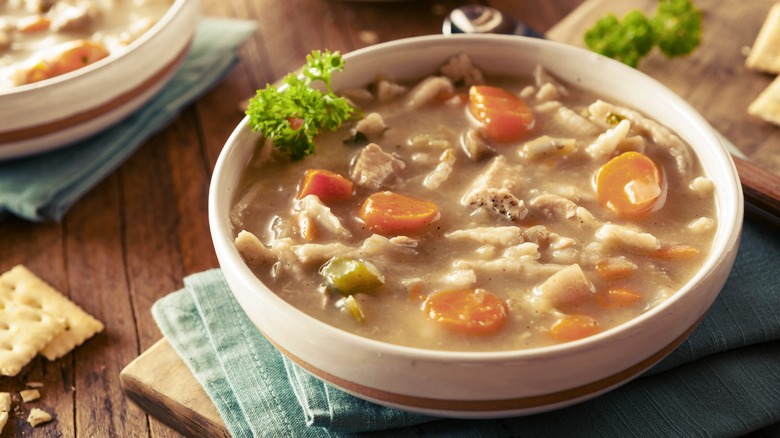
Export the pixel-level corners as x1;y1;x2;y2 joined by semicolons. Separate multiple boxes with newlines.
0;0;200;160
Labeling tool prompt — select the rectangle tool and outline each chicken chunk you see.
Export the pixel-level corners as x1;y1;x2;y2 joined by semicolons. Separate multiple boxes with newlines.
533;65;568;96
595;223;660;252
461;156;528;221
533;264;594;311
445;226;525;247
461;127;495;161
359;234;418;259
294;195;352;240
405;76;454;109
535;101;600;137
423;149;456;190
585;119;631;160
49;0;101;33
439;53;484;86
453;242;562;279
350;143;405;190
588;100;691;174
234;230;275;266
520;135;576;160
24;0;57;13
375;78;407;101
529;194;579;220
353;112;387;137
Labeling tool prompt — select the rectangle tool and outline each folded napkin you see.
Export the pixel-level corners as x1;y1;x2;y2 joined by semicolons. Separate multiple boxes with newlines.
153;217;780;438
0;18;257;223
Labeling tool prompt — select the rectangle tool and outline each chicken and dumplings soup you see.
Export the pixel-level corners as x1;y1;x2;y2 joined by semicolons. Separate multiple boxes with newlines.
230;54;717;352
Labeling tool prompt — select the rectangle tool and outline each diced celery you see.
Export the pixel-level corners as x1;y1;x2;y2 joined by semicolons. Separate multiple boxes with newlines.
320;257;384;295
339;295;365;323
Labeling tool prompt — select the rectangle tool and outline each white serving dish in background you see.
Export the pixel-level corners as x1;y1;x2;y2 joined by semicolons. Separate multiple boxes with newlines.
0;0;201;160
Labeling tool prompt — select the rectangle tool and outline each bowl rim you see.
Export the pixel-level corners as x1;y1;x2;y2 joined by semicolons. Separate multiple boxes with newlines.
0;0;191;96
210;33;744;363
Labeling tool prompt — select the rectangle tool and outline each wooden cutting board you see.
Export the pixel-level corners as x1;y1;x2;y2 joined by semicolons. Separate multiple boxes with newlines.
120;1;778;436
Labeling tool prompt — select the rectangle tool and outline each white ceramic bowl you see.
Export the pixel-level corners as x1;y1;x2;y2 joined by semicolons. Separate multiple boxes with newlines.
0;0;201;160
209;34;743;418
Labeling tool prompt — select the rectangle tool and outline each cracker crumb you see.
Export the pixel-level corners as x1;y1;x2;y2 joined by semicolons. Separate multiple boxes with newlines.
27;408;52;427
20;389;40;403
25;381;43;388
0;392;8;434
357;30;379;46
0;392;10;412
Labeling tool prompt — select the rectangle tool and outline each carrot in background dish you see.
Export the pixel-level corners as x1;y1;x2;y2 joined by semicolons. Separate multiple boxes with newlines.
595;151;665;218
548;314;600;341
597;288;643;309
17;16;51;33
595;258;636;280
424;288;508;336
27;40;110;84
653;244;700;259
359;191;439;235
297;169;354;201
469;85;535;143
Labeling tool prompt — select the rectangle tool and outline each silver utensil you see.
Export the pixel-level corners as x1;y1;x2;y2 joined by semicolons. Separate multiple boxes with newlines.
442;5;544;38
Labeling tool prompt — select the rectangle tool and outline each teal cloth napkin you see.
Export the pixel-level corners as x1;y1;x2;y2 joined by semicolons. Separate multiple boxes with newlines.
153;217;780;438
0;18;257;222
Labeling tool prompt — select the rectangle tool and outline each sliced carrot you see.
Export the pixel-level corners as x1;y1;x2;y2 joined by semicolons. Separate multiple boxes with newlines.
424;288;508;336
595;151;665;219
469;85;534;143
297;169;354;202
597;288;642;309
49;40;109;77
359;191;439;236
652;245;700;259
407;283;425;302
595;259;636;281
548;314;600;342
17;16;51;33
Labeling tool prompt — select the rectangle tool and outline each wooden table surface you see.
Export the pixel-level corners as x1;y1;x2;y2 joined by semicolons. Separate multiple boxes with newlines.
0;0;777;436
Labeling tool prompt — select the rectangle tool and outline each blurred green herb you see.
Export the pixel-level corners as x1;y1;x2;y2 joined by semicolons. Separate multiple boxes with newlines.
246;50;361;161
584;0;702;68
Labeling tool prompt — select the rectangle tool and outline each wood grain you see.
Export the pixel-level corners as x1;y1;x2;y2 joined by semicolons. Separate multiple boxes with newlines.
120;340;229;438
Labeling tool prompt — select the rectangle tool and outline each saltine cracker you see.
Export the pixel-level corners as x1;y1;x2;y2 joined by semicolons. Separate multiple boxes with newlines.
0;266;104;363
0;295;65;377
746;3;780;73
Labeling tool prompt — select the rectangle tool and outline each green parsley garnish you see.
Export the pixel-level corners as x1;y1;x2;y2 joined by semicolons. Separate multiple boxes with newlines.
245;50;361;161
584;0;702;68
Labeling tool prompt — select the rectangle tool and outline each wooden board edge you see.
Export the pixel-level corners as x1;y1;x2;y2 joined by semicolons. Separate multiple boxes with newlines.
120;338;230;438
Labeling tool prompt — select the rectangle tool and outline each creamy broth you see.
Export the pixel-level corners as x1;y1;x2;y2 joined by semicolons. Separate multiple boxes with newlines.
0;0;173;88
231;55;717;352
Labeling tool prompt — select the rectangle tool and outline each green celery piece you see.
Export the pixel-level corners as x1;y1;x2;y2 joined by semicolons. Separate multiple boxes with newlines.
321;257;384;295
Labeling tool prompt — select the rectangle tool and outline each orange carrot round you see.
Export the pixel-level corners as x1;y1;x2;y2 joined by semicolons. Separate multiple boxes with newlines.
49;40;109;77
548;314;600;342
424;288;508;336
595;151;665;219
359;191;439;235
652;245;700;259
297;169;354;201
596;288;642;309
469;85;534;143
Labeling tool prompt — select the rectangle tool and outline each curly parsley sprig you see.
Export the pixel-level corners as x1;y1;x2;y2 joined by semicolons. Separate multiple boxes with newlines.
246;50;360;161
584;0;702;68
